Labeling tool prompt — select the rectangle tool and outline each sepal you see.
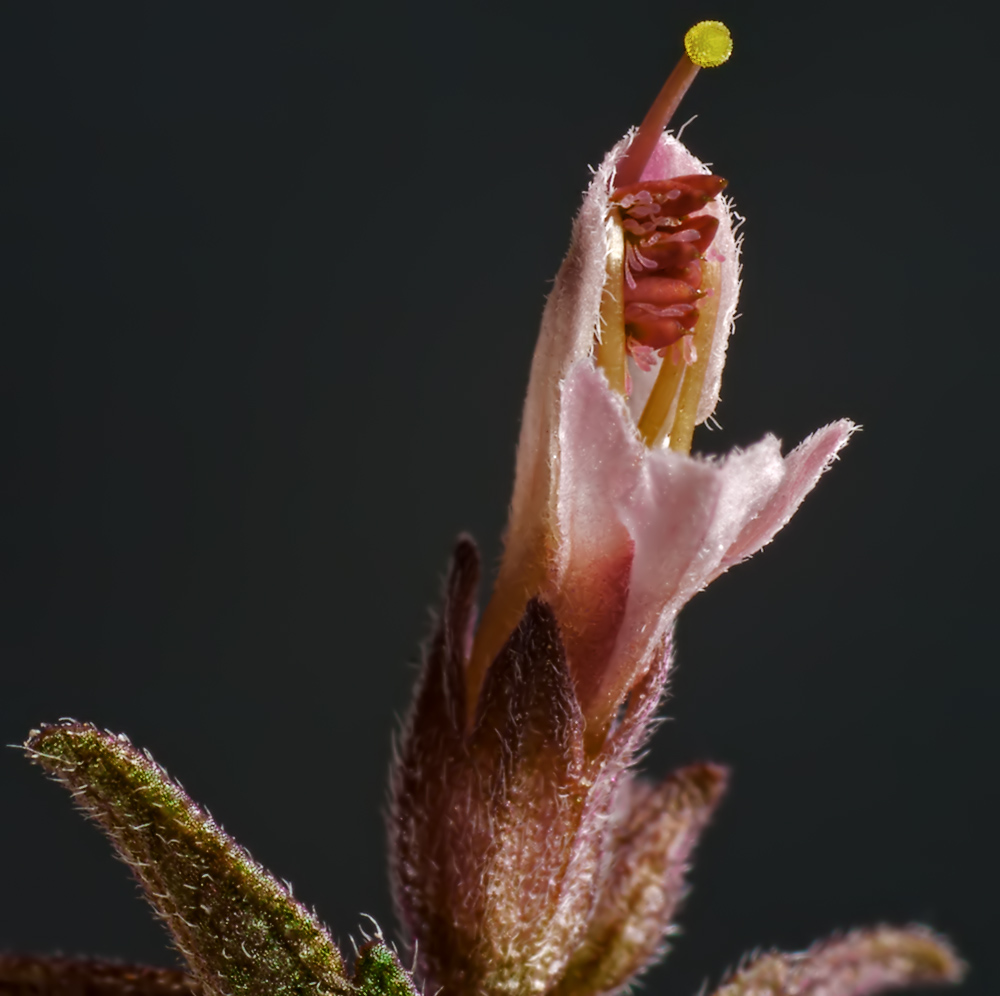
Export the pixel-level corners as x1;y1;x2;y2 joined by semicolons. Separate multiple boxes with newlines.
464;599;589;995
554;763;727;996
389;538;480;987
711;927;964;996
393;591;594;996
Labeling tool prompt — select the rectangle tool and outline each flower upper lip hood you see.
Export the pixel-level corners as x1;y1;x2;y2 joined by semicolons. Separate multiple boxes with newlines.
504;131;741;592
466;130;855;738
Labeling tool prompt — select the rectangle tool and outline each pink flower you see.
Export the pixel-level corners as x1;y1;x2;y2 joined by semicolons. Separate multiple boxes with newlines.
466;127;855;737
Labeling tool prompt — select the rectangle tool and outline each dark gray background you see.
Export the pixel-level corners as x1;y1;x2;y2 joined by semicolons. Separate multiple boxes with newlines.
2;2;995;994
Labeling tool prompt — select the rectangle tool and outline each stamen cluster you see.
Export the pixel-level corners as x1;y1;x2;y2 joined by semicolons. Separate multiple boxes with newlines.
612;174;726;369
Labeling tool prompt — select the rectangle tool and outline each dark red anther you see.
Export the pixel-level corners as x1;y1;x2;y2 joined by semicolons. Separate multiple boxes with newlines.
625;301;698;326
625;317;691;350
625;277;702;306
632;239;700;271
661;215;719;255
662;173;728;197
613;174;728;219
674;258;703;289
616;170;725;357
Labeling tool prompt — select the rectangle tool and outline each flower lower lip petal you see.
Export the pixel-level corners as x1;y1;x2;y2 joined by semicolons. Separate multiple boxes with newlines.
714;419;859;578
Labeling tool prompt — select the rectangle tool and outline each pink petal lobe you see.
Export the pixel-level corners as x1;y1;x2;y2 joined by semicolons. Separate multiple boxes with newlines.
590;437;787;726
503;151;622;598
716;419;857;577
583;451;720;725
471;149;625;695
553;362;642;710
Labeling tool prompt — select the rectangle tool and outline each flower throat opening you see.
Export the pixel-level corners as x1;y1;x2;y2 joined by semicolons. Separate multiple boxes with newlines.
596;20;732;452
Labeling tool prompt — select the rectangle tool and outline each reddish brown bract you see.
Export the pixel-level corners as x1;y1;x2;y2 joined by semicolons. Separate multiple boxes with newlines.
389;539;727;996
612;173;726;352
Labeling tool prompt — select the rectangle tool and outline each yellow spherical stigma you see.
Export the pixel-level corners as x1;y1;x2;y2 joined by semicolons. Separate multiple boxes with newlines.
684;20;733;68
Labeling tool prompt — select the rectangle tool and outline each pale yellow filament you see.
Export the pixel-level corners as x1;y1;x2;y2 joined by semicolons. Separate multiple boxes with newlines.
669;260;721;453
636;349;686;447
596;212;627;395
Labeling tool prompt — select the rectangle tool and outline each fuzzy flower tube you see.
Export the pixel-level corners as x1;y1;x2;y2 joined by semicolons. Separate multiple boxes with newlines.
1;20;964;996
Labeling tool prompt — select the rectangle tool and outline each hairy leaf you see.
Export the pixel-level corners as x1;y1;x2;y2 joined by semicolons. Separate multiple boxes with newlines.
25;723;351;996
